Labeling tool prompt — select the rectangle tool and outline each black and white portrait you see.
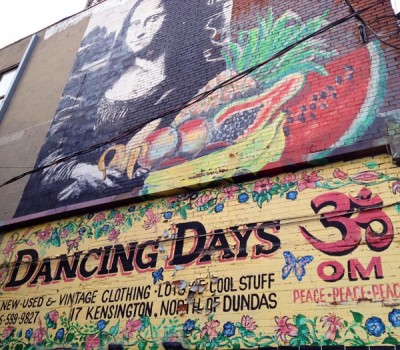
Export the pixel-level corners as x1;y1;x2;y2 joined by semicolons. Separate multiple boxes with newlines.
16;0;232;216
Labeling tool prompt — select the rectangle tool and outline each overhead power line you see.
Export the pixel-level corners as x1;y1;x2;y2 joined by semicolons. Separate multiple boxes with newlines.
0;0;385;189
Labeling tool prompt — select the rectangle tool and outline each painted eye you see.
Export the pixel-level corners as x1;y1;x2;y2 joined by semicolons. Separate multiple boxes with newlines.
148;14;160;22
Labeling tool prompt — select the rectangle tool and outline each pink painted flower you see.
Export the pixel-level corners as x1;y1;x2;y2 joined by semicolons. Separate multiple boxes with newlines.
114;212;125;226
200;320;220;341
321;313;344;341
142;209;161;232
392;181;400;194
32;319;46;345
2;326;15;339
48;310;59;323
298;171;323;192
108;228;120;242
333;168;348;180
352;171;380;182
59;229;70;239
93;213;105;222
0;267;8;284
253;178;274;194
281;173;297;184
241;315;257;331
26;240;34;246
274;316;298;342
222;185;240;200
167;197;179;206
85;334;100;350
66;236;81;253
37;224;52;241
2;237;15;258
195;193;212;207
122;319;142;338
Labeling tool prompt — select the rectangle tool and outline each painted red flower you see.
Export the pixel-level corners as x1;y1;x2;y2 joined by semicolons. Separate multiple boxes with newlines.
298;171;323;192
392;181;400;194
241;315;257;331
114;212;125;226
48;310;59;323
253;178;274;194
59;229;70;239
66;236;81;253
142;209;161;232
223;185;240;200
167;197;179;206
274;316;298;342
333;168;348;180
321;313;344;341
200;320;220;341
281;173;297;184
352;171;380;182
2;237;15;258
32;319;46;345
122;319;142;338
2;326;15;339
37;224;52;241
195;193;212;207
93;213;105;222
108;228;120;242
85;334;100;350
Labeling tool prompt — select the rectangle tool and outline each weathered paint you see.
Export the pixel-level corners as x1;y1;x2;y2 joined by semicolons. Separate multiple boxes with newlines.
14;0;394;218
1;154;400;349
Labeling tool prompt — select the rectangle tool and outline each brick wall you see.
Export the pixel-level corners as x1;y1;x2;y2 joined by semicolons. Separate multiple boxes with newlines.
1;0;399;225
0;154;399;349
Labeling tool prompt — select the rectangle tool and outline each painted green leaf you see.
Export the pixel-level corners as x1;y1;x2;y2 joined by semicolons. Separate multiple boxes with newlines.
127;217;133;227
395;203;400;214
364;161;378;169
66;333;75;342
232;342;241;350
94;227;104;239
138;339;148;350
15;344;23;350
51;233;61;247
294;314;307;327
64;223;75;232
382;336;399;345
149;343;159;350
109;320;120;337
178;207;187;220
350;310;364;323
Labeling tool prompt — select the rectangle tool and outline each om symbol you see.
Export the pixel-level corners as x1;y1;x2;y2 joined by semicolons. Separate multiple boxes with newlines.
300;188;394;256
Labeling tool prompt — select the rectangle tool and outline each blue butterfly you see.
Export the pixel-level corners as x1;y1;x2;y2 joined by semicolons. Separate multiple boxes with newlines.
152;267;164;284
282;251;314;281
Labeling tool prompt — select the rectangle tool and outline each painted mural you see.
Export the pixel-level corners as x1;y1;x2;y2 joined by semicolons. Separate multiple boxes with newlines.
15;0;387;219
2;155;400;349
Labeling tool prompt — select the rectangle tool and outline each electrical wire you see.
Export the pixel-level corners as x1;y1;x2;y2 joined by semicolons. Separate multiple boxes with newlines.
0;0;384;189
344;0;400;49
1;198;398;266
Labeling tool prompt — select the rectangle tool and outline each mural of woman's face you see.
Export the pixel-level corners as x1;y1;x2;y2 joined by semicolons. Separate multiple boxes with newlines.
126;0;166;55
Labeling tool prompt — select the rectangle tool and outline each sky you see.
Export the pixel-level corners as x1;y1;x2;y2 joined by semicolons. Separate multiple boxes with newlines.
0;0;88;49
0;0;399;49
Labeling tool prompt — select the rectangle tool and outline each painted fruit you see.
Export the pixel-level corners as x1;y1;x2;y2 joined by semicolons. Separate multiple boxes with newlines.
177;118;210;156
211;74;305;144
138;127;178;169
270;41;385;167
143;74;305;192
